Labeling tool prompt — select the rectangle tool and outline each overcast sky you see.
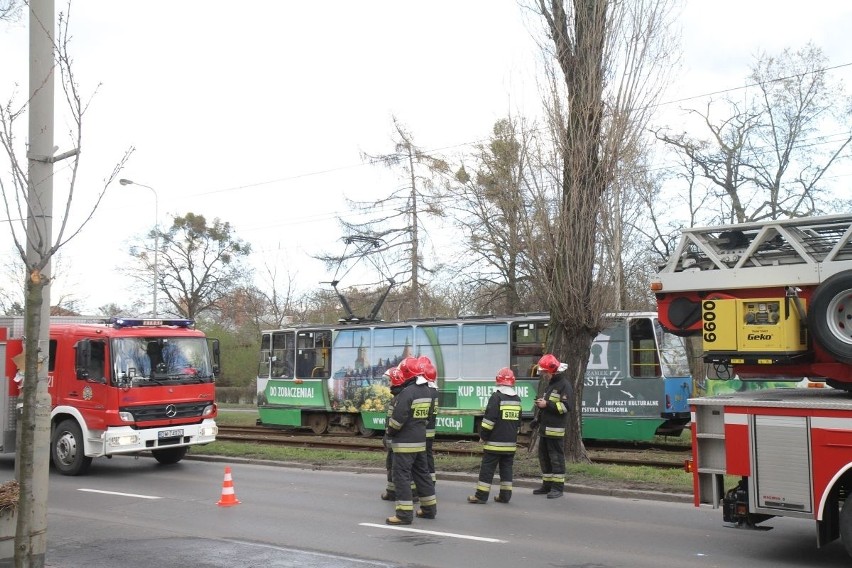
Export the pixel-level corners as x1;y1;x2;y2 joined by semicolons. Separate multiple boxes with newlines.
2;1;852;315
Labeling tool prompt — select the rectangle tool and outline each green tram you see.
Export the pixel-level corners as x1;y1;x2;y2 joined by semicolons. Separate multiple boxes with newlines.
255;312;693;441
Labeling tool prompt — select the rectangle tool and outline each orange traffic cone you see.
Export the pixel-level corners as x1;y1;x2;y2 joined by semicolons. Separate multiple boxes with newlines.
216;466;241;507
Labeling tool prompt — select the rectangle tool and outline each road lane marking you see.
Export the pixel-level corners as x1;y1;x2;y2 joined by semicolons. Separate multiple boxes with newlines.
359;523;507;543
78;488;161;500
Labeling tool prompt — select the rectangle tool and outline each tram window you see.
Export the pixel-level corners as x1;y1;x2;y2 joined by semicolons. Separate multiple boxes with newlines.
414;326;458;351
461;324;509;378
511;322;548;379
297;332;314;349
629;318;661;378
425;326;457;345
335;330;355;348
393;328;412;346
373;327;413;348
462;324;508;345
655;322;691;377
270;331;295;378
461;342;507;378
258;333;270;378
415;326;460;379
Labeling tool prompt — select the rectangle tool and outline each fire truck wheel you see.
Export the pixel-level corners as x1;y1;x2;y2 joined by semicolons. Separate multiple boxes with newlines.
841;497;852;558
808;271;852;364
51;419;92;476
152;446;188;465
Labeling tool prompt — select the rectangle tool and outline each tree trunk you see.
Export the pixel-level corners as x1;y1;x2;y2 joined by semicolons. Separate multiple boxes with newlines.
16;276;51;568
549;318;594;462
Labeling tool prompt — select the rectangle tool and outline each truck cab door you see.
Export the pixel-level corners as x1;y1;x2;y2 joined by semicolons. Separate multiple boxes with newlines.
71;339;111;430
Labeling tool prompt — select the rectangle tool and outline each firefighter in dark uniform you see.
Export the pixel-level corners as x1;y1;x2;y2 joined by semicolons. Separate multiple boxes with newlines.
419;356;439;484
468;367;522;504
384;357;438;525
380;367;407;501
532;353;572;499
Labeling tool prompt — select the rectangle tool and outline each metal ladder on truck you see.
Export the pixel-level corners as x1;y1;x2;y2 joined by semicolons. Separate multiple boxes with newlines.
652;213;852;382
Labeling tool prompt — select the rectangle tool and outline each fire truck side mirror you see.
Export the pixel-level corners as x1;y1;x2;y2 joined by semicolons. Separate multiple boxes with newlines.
75;339;92;380
209;338;220;376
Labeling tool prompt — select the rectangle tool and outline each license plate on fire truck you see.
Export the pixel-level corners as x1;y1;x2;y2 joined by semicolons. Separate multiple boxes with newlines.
158;429;183;439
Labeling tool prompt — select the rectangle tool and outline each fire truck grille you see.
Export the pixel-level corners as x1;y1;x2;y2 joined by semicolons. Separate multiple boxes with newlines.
122;402;209;421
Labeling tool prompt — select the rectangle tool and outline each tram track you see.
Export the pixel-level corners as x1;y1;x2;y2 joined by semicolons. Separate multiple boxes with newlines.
215;426;690;469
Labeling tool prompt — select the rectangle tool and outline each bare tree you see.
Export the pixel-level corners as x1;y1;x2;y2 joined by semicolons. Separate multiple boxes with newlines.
656;43;852;223
217;256;306;336
319;117;446;318
440;116;543;314
528;0;678;461
0;252;90;316
0;2;131;564
0;0;22;22
128;212;251;320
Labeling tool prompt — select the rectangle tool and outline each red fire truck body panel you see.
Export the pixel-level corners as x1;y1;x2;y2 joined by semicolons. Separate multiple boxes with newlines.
691;389;852;552
722;415;749;478
0;317;219;475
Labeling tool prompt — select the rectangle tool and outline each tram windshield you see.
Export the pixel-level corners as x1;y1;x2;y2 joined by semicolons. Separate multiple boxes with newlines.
654;321;691;377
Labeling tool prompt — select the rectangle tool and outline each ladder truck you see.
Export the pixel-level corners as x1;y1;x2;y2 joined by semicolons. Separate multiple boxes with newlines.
651;214;852;557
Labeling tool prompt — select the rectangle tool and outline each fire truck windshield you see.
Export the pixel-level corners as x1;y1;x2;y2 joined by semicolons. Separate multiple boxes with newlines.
112;337;214;385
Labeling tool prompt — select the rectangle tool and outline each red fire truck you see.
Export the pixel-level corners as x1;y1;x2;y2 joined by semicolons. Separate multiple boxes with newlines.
652;214;852;557
0;316;219;475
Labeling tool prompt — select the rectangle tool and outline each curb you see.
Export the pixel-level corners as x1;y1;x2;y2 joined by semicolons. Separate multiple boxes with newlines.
186;454;693;504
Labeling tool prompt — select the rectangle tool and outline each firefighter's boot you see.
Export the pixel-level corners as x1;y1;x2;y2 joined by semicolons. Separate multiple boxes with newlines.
417;494;437;519
532;482;551;495
468;482;489;503
494;489;511;503
546;484;564;499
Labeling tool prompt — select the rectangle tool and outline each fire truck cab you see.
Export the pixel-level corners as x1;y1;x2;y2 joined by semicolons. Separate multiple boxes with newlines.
652;214;852;557
0;316;219;475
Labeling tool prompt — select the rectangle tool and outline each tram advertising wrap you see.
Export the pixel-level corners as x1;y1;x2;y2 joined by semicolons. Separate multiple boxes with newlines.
256;313;692;441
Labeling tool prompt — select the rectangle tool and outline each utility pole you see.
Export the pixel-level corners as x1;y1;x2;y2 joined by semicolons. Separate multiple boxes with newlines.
18;0;55;565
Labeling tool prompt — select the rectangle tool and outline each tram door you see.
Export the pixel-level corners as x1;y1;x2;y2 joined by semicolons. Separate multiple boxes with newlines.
296;330;332;379
510;320;549;379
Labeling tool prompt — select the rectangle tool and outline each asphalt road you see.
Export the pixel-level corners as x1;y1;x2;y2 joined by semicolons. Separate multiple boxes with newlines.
0;454;848;568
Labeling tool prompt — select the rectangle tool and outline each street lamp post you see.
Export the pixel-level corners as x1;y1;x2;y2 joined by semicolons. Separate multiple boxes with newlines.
119;178;159;317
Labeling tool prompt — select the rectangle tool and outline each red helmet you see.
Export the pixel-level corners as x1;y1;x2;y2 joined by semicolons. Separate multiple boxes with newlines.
398;357;425;380
537;354;560;374
495;367;515;387
418;355;432;367
385;366;406;387
423;363;437;382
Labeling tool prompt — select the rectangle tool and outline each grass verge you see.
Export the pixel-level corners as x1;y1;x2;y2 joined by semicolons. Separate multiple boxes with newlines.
204;407;696;494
